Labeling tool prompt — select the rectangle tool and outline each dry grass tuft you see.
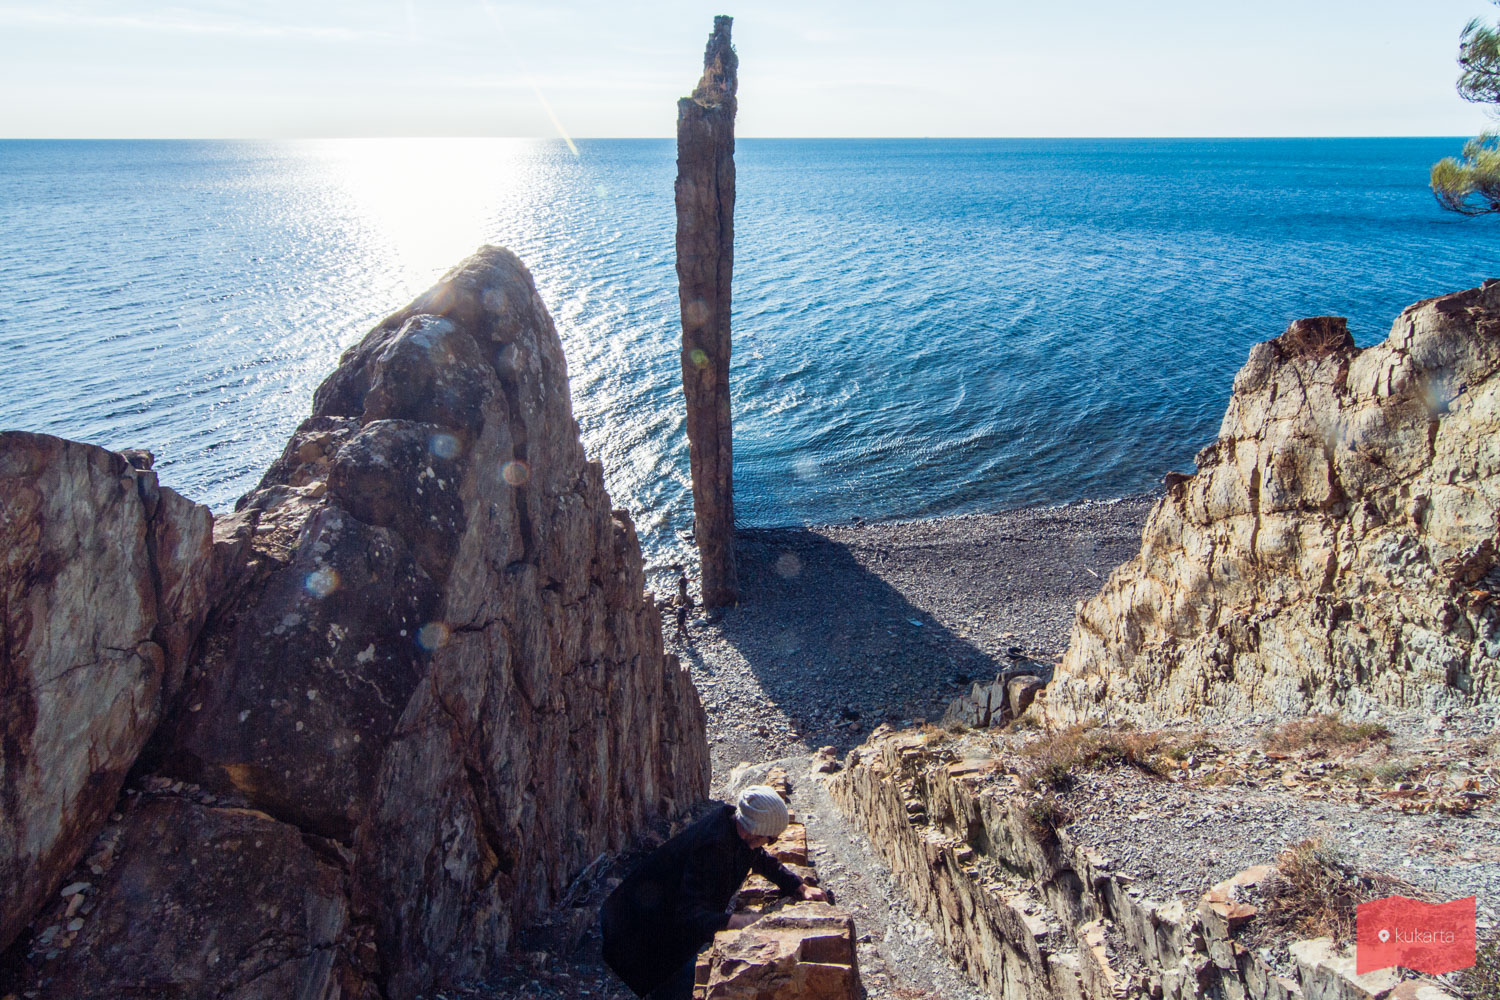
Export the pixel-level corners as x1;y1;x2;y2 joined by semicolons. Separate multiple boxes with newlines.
1343;756;1424;787
1023;792;1075;839
1275;316;1354;360
1254;839;1417;946
1161;730;1218;762
1454;931;1500;1000
1264;714;1391;755
919;722;952;745
1018;724;1168;792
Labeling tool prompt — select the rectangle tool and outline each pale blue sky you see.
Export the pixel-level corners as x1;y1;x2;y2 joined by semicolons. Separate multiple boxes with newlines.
2;1;1497;137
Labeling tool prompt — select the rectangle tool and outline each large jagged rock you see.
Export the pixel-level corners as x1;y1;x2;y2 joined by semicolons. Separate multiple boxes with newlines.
5;247;710;998
677;15;740;608
1045;283;1500;726
0;435;212;955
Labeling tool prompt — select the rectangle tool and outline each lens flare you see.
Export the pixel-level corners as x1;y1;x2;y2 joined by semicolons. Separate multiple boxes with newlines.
305;567;340;598
774;553;803;579
429;432;460;460
417;622;451;652
502;460;530;486
689;348;709;368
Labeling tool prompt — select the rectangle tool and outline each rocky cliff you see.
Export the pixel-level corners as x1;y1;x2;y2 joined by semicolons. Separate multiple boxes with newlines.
1043;282;1500;726
0;439;213;958
0;246;710;998
676;15;740;608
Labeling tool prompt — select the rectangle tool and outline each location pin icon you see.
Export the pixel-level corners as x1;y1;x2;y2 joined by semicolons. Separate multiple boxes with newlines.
1378;929;1391;943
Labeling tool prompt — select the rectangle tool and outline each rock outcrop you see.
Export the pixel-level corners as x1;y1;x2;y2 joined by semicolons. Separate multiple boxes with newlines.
0;437;212;955
1;247;710;998
1045;283;1500;726
699;904;861;1000
677;15;740;608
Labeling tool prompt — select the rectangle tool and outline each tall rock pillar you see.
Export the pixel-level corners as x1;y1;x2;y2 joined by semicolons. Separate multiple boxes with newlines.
676;15;739;608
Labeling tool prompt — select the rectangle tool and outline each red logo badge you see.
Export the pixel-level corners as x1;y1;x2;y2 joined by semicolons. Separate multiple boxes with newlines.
1355;896;1476;975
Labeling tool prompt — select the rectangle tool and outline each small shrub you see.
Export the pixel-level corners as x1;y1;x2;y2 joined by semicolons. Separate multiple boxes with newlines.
1264;714;1391;755
1255;839;1416;946
1027;752;1076;792
1023;792;1074;838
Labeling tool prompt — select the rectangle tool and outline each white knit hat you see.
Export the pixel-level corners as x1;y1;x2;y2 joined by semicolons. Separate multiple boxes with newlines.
735;785;789;839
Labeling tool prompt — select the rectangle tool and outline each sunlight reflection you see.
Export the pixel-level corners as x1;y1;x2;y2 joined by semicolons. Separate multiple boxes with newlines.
318;138;541;280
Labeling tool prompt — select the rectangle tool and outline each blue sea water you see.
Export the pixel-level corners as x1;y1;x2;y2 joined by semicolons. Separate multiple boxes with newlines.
0;138;1495;567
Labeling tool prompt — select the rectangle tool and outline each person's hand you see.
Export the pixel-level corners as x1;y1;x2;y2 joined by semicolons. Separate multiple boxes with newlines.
726;911;759;930
798;884;827;902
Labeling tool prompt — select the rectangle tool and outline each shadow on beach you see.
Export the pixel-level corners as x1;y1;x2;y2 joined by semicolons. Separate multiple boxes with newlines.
671;498;1155;767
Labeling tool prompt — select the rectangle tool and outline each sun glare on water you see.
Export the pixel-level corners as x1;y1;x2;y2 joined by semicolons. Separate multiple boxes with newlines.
316;137;543;284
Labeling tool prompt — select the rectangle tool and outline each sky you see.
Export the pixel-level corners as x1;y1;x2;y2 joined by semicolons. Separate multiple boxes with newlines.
2;0;1498;138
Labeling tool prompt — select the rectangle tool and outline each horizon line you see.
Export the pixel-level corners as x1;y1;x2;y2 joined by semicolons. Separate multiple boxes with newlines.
0;134;1480;142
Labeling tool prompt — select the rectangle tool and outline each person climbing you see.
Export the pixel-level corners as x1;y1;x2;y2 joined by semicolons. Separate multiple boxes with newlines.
599;785;827;999
672;564;694;642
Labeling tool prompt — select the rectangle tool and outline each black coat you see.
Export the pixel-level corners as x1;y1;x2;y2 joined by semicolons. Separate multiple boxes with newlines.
600;804;803;996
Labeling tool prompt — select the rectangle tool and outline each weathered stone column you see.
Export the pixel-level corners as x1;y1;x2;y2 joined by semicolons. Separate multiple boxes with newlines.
676;15;739;608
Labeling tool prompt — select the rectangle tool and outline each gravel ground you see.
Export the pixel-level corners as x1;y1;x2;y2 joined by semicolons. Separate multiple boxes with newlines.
1056;726;1500;915
458;497;1153;999
676;496;1155;781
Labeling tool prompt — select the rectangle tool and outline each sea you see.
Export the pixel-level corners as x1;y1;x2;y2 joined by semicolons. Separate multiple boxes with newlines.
1;138;1495;570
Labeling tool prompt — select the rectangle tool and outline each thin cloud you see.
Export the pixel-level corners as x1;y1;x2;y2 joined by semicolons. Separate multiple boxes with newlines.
0;5;394;42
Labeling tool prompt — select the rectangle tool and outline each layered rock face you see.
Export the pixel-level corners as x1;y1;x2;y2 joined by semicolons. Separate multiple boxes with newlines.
1045;282;1500;726
831;729;1464;1000
677;15;740;608
3;247;709;998
0;437;212;955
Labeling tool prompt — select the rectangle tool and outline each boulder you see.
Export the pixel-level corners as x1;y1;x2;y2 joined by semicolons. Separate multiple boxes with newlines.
1045;284;1500;725
699;903;860;1000
166;246;710;997
15;794;376;999
1006;674;1045;720
0;433;212;954
943;668;1048;729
